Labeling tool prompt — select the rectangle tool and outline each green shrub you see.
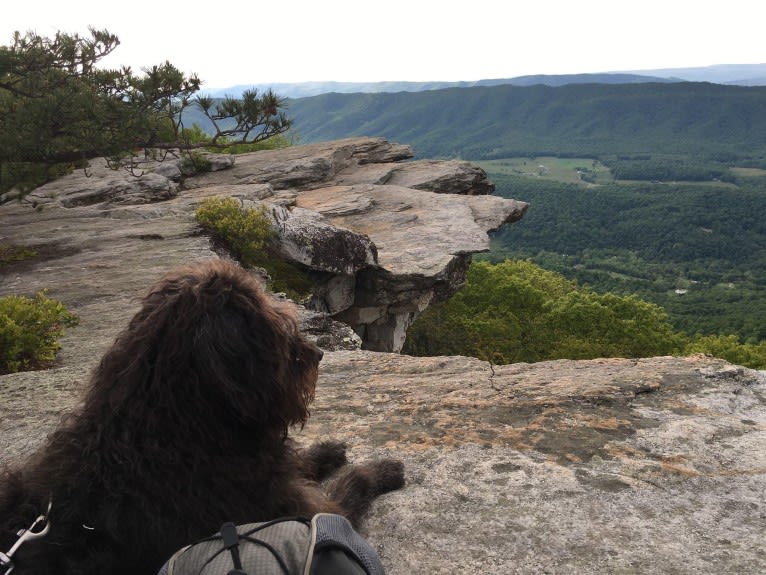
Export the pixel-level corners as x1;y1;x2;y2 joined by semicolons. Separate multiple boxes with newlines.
0;290;79;374
404;260;683;363
195;197;312;298
215;134;295;155
684;334;766;369
196;197;274;261
181;151;212;173
180;124;210;145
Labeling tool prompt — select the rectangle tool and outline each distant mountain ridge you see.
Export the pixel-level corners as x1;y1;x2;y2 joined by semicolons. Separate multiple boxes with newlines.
182;81;766;163
614;63;766;86
208;73;672;98
207;63;766;98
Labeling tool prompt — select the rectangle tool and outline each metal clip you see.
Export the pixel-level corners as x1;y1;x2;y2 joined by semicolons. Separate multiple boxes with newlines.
0;499;52;574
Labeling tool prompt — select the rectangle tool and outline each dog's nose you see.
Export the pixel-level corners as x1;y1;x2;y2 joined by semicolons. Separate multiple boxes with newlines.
316;347;324;362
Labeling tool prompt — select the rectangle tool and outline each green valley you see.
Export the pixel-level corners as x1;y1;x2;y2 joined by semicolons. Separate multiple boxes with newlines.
481;166;766;342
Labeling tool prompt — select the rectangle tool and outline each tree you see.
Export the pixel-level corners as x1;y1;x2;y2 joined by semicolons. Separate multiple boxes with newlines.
544;290;683;359
0;28;292;199
403;260;684;363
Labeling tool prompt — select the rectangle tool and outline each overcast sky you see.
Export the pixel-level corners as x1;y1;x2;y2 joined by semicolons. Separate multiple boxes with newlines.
2;0;765;90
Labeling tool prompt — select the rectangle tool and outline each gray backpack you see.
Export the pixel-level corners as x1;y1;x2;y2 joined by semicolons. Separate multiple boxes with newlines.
158;514;386;575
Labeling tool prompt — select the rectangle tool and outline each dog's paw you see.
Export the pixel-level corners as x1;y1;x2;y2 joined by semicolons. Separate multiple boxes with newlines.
302;440;349;481
371;459;405;494
311;440;348;468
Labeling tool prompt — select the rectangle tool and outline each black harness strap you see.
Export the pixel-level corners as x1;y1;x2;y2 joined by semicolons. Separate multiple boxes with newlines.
220;522;245;574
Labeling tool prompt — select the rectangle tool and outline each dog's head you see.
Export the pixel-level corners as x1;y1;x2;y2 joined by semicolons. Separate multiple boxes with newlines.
89;259;322;441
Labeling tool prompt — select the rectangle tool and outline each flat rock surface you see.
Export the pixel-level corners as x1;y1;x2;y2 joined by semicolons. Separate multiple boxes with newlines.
296;185;525;276
299;352;766;574
2;352;765;573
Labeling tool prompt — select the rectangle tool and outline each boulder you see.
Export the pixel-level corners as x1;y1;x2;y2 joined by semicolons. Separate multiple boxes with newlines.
23;160;179;208
187;137;414;190
152;160;184;181
269;205;378;276
381;159;497;195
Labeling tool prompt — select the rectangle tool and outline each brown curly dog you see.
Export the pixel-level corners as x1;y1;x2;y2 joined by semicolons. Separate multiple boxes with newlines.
0;259;404;574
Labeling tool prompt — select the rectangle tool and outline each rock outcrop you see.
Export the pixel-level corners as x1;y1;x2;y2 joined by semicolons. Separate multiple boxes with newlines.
2;138;765;574
8;137;527;352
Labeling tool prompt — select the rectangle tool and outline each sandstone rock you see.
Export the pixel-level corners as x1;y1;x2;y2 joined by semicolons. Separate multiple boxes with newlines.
131;150;235;180
269;205;378;276
23;160;179;208
296;352;766;574
155;163;184;181
205;153;236;172
308;274;357;315
187;137;414;191
2;137;526;353
297;307;363;351
381;159;496;194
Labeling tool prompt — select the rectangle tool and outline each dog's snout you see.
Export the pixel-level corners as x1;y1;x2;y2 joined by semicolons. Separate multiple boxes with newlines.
295;342;324;365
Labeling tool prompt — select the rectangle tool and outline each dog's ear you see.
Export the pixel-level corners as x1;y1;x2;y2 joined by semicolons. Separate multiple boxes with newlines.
281;328;323;428
231;296;322;435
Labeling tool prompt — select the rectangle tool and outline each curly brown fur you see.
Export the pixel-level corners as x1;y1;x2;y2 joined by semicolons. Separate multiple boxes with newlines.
0;259;404;575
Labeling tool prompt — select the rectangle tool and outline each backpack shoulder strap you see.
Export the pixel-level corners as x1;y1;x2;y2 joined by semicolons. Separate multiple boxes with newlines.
305;514;385;575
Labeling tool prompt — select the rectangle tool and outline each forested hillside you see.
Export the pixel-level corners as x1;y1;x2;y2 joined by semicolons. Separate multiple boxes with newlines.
287;82;766;162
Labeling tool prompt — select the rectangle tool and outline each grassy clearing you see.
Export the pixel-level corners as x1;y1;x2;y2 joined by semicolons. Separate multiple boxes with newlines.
481;157;743;188
731;166;766;178
478;157;613;186
616;179;739;189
